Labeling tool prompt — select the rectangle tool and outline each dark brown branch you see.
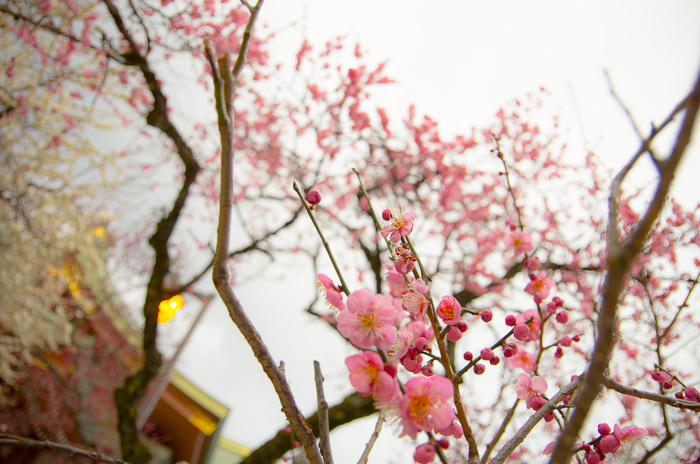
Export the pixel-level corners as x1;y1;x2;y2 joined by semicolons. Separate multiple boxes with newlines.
0;434;127;464
207;2;322;463
99;1;204;462
548;67;700;464
239;393;376;464
635;433;673;464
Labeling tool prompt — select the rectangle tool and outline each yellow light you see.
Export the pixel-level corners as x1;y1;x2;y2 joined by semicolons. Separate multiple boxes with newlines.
158;294;185;324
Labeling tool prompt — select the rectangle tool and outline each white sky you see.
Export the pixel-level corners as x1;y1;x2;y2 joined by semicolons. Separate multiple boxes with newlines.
173;1;700;463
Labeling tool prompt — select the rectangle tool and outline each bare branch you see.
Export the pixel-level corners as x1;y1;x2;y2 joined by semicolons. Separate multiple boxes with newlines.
492;376;582;464
548;67;700;464
603;376;700;412
480;400;519;464
314;361;334;464
293;181;350;295
356;411;385;464
0;434;127;464
208;2;322;463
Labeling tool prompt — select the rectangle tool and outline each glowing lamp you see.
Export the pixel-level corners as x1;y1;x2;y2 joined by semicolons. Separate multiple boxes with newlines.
158;294;185;324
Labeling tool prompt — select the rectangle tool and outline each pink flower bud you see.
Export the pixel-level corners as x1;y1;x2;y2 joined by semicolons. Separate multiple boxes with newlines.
436;438;450;449
305;190;321;205
489;355;500;366
414;337;429;352
480;309;493;322
382;209;393;220
528;396;547;411
413;443;436;464
463;351;473;361
505;314;516;326
384;363;397;377
480;348;494;361
503;343;518;358
446;326;463;342
513;323;531;341
598;434;620;454
473;363;486;375
598;423;611;435
555;311;569;323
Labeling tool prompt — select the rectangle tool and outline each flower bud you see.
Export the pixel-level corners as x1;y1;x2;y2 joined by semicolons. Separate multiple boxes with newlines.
305;190;321;205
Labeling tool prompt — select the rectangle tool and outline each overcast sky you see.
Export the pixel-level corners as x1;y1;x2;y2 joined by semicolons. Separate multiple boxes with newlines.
173;2;700;462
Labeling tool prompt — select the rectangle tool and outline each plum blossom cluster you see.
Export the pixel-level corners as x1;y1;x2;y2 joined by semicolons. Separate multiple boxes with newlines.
544;423;647;464
316;206;652;462
320;274;463;446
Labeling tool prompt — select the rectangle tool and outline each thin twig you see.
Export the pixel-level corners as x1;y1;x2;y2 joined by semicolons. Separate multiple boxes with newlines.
0;434;127;464
356;411;385;464
480;399;520;464
602;376;700;411
314;361;334;464
492;133;524;230
293;181;350;295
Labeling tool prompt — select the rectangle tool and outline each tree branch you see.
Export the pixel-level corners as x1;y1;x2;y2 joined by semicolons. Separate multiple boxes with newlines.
548;67;700;464
492;376;582;464
207;2;323;463
314;361;333;464
99;0;204;461
0;434;127;464
602;376;700;412
239;392;376;464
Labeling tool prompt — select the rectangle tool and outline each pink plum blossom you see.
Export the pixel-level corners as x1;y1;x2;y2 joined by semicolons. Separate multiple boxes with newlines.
385;269;429;301
402;290;429;319
613;424;646;442
509;349;537;372
345;351;399;402
515;309;541;342
506;230;533;257
337;289;399;351
381;210;415;242
515;373;548;407
413;443;436;463
317;273;345;310
436;295;461;325
524;256;541;272
525;271;554;304
394;243;417;274
399;376;455;439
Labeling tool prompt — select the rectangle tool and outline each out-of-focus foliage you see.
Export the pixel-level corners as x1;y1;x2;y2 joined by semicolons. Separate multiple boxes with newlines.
0;0;114;385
